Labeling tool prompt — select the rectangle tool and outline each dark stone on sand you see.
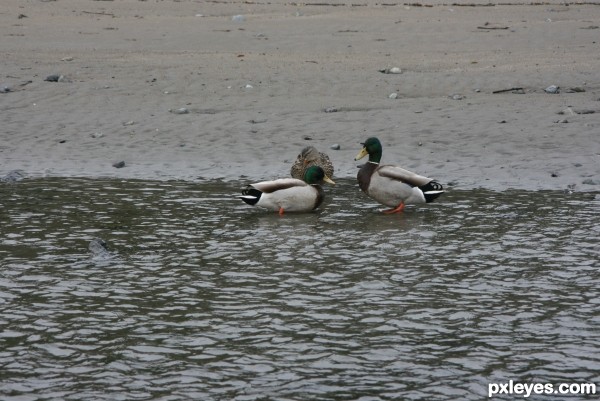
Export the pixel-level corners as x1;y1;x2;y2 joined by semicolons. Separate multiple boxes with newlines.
45;74;61;82
565;184;576;194
113;161;126;168
582;179;600;185
0;85;12;93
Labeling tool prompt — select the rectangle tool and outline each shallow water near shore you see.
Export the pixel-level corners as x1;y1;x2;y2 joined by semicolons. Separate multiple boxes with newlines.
1;178;599;400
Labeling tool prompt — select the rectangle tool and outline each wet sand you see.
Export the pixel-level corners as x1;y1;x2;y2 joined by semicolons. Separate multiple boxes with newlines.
1;0;599;191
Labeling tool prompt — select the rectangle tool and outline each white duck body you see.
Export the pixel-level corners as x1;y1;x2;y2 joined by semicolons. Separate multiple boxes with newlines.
242;178;325;212
358;162;440;207
355;137;444;213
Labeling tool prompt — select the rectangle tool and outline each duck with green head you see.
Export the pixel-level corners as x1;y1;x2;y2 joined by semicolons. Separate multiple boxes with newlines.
355;137;444;213
240;166;335;215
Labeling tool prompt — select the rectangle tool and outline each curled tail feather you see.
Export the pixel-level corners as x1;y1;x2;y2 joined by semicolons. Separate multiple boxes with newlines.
419;181;444;203
240;186;262;205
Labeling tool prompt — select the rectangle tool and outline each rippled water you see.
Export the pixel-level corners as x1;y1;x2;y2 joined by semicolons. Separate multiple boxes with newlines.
1;178;599;400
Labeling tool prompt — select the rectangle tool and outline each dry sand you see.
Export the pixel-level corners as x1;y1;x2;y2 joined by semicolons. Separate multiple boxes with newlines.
1;0;599;191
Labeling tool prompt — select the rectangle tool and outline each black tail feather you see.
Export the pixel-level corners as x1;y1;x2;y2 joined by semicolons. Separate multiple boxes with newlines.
240;186;262;205
419;181;444;203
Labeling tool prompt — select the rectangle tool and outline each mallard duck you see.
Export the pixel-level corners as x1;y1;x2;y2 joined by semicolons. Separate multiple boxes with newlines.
240;166;335;215
355;137;444;213
290;146;334;180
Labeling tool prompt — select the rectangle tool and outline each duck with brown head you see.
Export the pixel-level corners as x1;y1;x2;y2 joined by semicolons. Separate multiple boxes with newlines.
290;146;334;181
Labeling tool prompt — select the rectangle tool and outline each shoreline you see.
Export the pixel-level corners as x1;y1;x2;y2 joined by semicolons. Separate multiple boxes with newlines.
1;0;599;192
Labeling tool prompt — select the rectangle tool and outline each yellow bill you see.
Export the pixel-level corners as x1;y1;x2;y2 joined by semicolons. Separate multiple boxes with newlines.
355;147;369;161
323;176;335;185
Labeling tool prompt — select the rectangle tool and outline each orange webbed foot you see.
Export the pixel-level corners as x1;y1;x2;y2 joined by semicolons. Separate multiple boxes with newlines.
382;202;405;214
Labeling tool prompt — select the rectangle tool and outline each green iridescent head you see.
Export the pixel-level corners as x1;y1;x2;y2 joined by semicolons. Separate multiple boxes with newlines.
355;137;383;163
304;166;335;185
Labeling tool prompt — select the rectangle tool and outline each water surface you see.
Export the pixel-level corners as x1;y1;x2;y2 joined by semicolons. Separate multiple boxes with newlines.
1;178;599;400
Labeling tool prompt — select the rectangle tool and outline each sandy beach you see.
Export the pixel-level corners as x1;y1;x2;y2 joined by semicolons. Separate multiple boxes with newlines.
1;0;599;191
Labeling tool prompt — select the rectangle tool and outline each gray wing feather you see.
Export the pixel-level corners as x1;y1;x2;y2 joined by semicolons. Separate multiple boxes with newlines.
376;165;432;187
252;178;307;193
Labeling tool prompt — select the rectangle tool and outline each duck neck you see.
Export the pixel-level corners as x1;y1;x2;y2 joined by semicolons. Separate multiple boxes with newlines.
368;150;382;164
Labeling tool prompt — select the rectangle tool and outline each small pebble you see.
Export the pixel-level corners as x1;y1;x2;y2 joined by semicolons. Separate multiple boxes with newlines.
558;107;575;115
379;67;402;74
303;135;312;140
44;74;61;82
249;118;267;124
388;92;399;99
450;94;464;100
544;85;560;94
170;108;189;114
330;144;341;150
0;85;12;93
324;107;338;113
113;161;126;169
232;15;245;22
